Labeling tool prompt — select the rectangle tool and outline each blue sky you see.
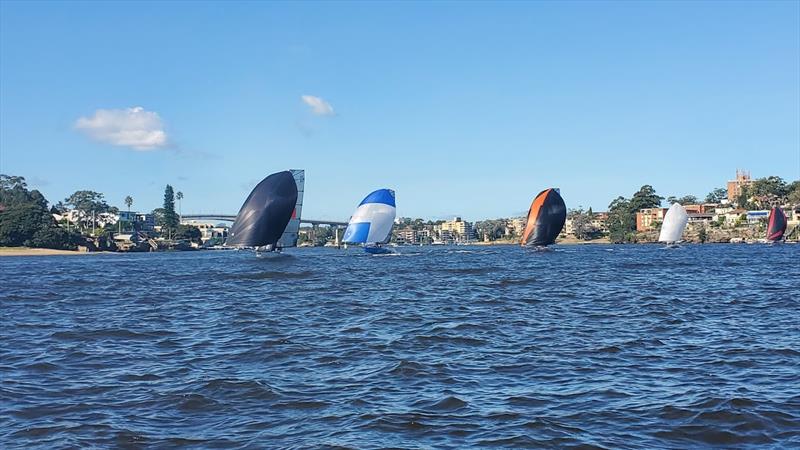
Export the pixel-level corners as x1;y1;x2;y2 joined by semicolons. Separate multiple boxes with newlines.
1;1;798;221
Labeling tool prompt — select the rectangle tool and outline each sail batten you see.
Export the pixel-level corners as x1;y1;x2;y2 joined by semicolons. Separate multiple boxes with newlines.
658;203;688;243
343;189;396;245
226;171;299;248
520;188;566;247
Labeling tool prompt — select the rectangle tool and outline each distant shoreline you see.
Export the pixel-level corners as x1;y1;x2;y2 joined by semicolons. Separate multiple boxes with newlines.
473;237;611;245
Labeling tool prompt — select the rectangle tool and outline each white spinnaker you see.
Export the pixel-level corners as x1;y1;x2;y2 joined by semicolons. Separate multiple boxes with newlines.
658;203;688;243
348;203;396;244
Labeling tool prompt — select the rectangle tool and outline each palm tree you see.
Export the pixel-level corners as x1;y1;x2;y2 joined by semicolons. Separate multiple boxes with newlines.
176;191;184;223
124;196;133;232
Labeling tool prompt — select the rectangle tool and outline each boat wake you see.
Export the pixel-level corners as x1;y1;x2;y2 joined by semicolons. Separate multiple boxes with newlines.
255;251;293;259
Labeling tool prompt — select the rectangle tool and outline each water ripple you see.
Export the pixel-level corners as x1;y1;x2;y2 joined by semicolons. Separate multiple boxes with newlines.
1;244;798;448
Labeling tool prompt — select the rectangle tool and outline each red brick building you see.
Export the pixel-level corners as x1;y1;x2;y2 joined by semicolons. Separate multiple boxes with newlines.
727;169;753;203
636;208;668;231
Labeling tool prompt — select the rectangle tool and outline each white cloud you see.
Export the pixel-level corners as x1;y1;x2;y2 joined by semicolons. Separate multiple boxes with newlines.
301;95;334;116
75;106;168;150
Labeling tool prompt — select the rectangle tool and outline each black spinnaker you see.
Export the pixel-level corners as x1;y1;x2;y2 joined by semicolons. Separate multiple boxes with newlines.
227;171;298;248
766;207;787;242
520;188;567;247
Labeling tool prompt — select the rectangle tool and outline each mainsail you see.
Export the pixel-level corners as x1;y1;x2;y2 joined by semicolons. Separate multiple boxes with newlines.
766;207;787;242
342;189;396;245
277;169;305;248
227;171;298;248
520;188;566;247
658;203;688;243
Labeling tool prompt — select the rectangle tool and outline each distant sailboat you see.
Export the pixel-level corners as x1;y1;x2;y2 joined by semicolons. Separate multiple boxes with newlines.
227;170;299;254
342;189;396;254
766;207;787;243
659;203;688;247
520;188;566;249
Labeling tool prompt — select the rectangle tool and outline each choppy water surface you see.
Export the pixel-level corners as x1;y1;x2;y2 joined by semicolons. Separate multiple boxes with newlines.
1;244;799;448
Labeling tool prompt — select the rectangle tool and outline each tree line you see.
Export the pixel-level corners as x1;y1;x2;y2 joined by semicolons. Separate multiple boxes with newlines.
0;174;200;249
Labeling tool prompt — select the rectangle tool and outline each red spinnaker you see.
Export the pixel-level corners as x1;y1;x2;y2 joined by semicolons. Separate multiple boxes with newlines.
766;207;787;241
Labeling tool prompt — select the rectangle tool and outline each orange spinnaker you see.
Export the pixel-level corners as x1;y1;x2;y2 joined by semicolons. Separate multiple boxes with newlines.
520;189;551;245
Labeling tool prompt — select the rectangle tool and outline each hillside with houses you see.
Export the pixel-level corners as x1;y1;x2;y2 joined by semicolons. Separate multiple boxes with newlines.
387;170;800;245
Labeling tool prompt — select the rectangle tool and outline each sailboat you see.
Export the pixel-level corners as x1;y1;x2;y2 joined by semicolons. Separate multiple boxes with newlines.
766;206;787;243
658;203;688;247
520;188;566;250
342;189;396;254
227;170;300;255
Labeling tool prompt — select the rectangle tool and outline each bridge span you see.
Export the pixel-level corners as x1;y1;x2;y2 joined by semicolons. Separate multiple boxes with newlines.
181;214;348;227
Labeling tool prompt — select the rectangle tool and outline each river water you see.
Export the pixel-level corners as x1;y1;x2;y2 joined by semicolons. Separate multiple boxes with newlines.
1;244;798;448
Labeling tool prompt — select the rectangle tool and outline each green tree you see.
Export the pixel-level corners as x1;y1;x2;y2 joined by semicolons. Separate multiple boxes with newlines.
124;196;134;231
787;180;800;205
152;208;165;227
474;219;508;241
571;208;603;240
736;185;752;209
28;226;82;250
64;190;113;213
630;185;664;212
704;187;727;203
64;190;116;230
0;174;81;249
162;185;179;237
607;196;634;243
750;176;789;208
606;185;663;243
0;174;46;208
668;195;698;205
751;176;788;198
313;226;335;246
51;201;67;214
0;202;51;246
0;174;27;191
176;191;184;222
175;224;201;243
1;175;49;246
569;208;590;240
698;227;708;243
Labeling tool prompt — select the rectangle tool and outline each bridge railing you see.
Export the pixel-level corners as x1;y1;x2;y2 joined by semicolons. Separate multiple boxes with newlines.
181;214;347;227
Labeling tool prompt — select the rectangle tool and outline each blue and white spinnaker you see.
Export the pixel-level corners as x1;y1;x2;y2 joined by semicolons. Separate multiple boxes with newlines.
342;189;396;252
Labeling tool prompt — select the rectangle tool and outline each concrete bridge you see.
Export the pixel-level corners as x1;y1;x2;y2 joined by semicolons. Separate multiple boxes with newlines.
181;214;348;227
182;214;348;246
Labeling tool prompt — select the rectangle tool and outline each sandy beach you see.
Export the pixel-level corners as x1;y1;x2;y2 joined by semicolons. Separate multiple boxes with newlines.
0;247;95;257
